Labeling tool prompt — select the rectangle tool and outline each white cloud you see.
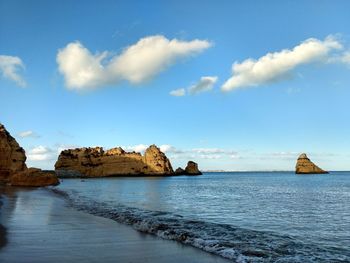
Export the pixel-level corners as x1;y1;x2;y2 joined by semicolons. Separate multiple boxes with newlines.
159;145;183;154
27;146;54;161
0;55;26;87
340;52;350;64
190;148;241;161
18;130;40;138
166;147;240;162
122;144;182;154
169;88;186;97
189;76;218;94
159;144;174;153
56;144;80;154
230;153;241;159
199;154;222;159
221;36;342;91
123;144;149;153
30;146;50;154
57;35;212;90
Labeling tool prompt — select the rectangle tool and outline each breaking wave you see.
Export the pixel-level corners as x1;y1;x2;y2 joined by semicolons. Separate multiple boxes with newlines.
50;188;349;263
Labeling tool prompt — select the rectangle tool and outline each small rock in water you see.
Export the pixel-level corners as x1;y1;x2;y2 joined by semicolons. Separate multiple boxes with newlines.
295;153;328;174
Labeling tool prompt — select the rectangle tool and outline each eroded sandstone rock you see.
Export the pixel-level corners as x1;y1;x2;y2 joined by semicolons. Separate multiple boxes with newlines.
10;168;59;187
295;153;328;174
144;145;173;174
0;123;59;186
0;124;27;183
55;144;174;177
185;161;202;175
174;161;202;176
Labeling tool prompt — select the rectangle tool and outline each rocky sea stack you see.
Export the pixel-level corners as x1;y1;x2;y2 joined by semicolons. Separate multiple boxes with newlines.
55;144;174;177
295;153;328;174
175;161;202;175
0;124;27;182
0;123;59;186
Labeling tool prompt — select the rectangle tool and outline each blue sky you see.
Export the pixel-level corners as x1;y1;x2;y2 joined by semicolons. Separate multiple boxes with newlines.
1;0;350;171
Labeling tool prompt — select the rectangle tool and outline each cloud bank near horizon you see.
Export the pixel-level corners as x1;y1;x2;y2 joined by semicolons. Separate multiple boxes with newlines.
27;145;54;161
57;35;212;90
24;141;342;171
0;55;26;87
221;36;344;92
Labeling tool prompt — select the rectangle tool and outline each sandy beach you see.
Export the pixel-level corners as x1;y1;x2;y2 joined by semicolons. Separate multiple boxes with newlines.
0;187;230;263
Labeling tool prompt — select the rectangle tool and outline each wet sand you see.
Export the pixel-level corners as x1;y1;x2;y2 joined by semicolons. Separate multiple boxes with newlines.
0;187;230;263
0;196;7;249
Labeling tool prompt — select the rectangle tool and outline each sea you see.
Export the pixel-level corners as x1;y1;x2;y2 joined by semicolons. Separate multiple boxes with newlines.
52;172;350;263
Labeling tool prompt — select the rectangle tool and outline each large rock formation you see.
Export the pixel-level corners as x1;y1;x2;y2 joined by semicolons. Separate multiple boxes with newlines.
10;168;59;187
55;144;174;177
295;153;328;174
185;161;202;175
175;161;202;176
0;123;59;186
0;124;27;183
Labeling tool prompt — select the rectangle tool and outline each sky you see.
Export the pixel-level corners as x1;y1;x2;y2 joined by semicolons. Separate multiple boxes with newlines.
1;0;350;171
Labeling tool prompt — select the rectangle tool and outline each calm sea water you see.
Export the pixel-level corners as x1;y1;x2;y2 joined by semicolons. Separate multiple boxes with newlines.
53;172;350;262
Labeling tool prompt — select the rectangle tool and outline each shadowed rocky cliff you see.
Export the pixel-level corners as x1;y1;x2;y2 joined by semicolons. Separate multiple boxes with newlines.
0;124;27;182
0;123;59;186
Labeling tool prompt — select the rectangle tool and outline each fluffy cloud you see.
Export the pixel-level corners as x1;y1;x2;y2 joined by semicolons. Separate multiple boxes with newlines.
18;130;40;138
0;55;26;87
27;146;54;161
122;144;149;153
199;154;222;159
188;148;241;161
165;147;240;161
221;36;342;91
57;35;212;90
122;144;182;154
56;144;80;154
159;145;183;154
169;88;186;97
188;76;218;94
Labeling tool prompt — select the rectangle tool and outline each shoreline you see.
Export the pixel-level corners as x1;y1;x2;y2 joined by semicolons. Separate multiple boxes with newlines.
0;187;230;263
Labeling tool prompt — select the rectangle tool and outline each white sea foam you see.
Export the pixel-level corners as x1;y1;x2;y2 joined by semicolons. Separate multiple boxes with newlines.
50;188;349;263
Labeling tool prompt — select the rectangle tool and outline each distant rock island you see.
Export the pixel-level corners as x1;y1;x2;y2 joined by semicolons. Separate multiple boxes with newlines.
0;123;59;186
295;153;328;174
175;161;202;175
0;122;202;181
55;145;202;177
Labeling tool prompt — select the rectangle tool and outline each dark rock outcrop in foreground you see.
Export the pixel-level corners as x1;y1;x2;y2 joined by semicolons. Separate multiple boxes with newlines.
175;161;202;176
295;153;328;174
55;145;174;177
0;123;59;186
0;124;27;182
